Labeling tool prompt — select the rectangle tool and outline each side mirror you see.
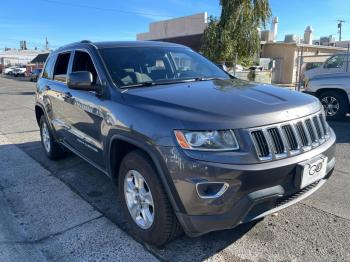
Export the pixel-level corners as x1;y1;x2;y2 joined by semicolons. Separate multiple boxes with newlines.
67;71;100;92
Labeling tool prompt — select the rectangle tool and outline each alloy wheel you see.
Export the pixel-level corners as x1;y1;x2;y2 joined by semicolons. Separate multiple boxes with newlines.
124;170;155;229
41;122;51;153
321;96;340;116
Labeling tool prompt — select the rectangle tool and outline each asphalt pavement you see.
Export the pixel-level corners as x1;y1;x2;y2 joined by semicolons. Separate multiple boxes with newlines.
0;76;349;261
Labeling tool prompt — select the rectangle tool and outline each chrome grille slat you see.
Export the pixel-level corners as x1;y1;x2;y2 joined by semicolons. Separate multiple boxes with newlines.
312;116;324;139
281;125;298;151
305;119;317;143
251;130;270;159
319;114;329;137
250;111;330;162
296;121;309;146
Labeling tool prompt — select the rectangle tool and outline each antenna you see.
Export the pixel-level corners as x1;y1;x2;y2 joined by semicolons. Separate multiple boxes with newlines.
45;37;49;50
337;20;346;41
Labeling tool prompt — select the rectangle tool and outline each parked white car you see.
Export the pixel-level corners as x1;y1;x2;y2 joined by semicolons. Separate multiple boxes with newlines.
304;73;350;120
304;53;350;81
303;53;350;120
3;66;18;75
12;67;27;77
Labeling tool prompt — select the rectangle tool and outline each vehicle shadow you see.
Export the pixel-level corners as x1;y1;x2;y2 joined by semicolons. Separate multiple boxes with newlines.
0;91;35;95
14;140;259;261
1;75;31;82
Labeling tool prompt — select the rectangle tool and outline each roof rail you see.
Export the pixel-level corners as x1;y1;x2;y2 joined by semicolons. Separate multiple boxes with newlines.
80;40;91;43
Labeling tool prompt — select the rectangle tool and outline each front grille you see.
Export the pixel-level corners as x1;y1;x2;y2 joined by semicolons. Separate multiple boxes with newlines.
250;112;330;161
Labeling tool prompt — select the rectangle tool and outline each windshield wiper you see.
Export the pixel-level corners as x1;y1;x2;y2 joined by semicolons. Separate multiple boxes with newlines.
193;77;228;81
121;77;229;89
121;81;156;88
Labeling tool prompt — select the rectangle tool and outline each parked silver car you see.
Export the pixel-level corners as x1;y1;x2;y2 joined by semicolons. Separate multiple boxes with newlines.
304;73;350;120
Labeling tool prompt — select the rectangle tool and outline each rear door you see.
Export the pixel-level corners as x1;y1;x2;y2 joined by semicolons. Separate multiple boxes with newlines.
47;52;74;141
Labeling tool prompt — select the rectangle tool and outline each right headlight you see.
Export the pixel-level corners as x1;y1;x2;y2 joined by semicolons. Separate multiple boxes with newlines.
174;130;239;151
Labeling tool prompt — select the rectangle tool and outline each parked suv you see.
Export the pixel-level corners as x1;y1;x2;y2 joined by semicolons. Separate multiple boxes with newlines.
304;73;350;120
35;41;336;246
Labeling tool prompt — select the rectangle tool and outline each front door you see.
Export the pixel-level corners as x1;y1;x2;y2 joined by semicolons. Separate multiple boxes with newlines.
61;50;105;168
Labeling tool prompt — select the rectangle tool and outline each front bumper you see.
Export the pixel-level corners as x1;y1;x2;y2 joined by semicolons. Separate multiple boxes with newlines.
158;129;336;237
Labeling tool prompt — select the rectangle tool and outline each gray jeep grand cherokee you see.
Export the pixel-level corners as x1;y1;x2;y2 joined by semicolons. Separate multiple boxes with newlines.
35;41;336;246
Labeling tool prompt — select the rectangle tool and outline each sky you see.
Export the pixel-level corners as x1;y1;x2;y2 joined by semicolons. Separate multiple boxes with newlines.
1;0;350;50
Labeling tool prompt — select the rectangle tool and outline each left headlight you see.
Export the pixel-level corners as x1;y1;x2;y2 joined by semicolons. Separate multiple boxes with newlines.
174;130;239;151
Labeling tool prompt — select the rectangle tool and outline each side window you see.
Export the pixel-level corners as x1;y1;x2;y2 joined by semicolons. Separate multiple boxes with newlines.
53;52;71;82
72;51;98;84
42;55;56;79
325;55;345;69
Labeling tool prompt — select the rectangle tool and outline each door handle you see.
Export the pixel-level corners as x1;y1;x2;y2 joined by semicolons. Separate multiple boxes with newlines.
44;85;51;91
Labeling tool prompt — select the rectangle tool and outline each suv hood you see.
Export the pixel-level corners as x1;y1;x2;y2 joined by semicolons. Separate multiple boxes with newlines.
123;79;321;129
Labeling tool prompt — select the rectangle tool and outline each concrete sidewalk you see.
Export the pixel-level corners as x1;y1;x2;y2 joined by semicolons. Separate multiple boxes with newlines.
0;134;157;262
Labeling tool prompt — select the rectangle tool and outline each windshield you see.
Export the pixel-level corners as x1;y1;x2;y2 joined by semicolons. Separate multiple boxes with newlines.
99;46;229;87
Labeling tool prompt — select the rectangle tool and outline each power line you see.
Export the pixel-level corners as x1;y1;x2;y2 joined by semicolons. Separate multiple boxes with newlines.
38;0;170;18
37;0;205;20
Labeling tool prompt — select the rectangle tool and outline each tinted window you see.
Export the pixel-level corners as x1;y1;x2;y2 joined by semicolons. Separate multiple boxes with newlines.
72;51;98;84
53;52;71;82
99;47;228;87
42;55;55;79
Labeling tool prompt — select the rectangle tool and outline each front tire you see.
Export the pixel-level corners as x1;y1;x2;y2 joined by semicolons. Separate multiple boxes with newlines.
318;91;348;120
118;150;182;246
39;116;66;160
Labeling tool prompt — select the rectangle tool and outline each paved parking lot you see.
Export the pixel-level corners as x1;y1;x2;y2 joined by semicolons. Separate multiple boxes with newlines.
0;76;349;261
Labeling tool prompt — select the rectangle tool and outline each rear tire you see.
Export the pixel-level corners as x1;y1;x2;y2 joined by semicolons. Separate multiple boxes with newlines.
318;91;348;120
39;116;66;160
118;150;182;246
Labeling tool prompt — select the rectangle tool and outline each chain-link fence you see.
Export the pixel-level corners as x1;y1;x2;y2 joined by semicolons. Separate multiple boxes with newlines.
295;47;350;91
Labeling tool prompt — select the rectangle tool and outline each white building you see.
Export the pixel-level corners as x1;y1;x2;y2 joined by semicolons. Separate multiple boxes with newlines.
0;49;47;66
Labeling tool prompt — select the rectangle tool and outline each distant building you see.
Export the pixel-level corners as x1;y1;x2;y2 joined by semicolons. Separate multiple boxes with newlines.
137;13;208;50
335;40;350;49
0;49;47;66
313;35;336;46
26;53;50;72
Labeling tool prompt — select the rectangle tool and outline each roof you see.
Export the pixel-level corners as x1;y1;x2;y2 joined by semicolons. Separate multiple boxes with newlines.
93;40;185;49
262;41;348;51
31;53;50;64
54;40;186;53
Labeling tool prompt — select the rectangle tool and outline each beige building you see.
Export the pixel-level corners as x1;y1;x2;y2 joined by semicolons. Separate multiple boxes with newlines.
261;42;347;85
137;13;208;50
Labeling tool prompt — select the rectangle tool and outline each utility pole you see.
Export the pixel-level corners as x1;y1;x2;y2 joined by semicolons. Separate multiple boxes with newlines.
45;37;49;50
337;20;346;42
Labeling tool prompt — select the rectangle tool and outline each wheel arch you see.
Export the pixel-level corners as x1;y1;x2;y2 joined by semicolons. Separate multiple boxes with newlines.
316;88;350;104
107;132;184;213
35;103;45;126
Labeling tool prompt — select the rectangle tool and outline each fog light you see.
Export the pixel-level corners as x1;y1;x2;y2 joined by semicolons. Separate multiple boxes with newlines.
196;182;229;199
